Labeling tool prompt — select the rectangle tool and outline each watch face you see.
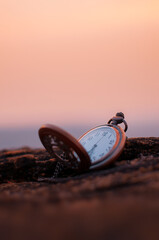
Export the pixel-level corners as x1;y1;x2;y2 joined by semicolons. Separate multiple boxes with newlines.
79;125;117;164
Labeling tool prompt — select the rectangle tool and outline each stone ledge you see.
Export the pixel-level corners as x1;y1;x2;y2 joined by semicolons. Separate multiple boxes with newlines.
0;137;159;240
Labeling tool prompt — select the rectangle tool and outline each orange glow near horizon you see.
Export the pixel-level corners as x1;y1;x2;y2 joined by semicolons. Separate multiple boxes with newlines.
0;0;159;129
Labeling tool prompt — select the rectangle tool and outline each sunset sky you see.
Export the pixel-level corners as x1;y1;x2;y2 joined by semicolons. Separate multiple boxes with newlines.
0;0;159;145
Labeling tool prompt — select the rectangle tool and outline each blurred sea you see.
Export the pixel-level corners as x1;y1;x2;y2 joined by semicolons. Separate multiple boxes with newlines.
0;123;158;150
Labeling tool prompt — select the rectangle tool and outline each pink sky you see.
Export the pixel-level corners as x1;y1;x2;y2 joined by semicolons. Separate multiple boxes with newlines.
0;0;159;130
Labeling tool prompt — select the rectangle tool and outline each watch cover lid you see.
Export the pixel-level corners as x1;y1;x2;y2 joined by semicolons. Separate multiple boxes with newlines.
39;124;91;172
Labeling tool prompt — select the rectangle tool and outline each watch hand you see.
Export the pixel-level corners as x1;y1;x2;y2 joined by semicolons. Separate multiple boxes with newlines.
87;132;107;157
88;136;105;156
88;144;97;156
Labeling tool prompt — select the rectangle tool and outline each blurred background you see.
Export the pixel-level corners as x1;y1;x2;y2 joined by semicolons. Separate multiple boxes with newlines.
0;0;159;149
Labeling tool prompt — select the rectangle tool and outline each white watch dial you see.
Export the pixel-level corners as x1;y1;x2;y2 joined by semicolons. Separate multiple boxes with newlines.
79;126;117;164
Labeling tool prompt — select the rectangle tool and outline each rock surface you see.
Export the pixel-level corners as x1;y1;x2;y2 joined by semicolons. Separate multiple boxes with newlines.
0;137;159;240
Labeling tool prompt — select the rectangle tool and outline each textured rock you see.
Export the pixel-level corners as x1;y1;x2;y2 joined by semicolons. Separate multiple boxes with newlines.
0;137;159;240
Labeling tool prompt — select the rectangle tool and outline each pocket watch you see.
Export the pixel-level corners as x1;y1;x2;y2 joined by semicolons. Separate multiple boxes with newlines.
38;112;128;176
